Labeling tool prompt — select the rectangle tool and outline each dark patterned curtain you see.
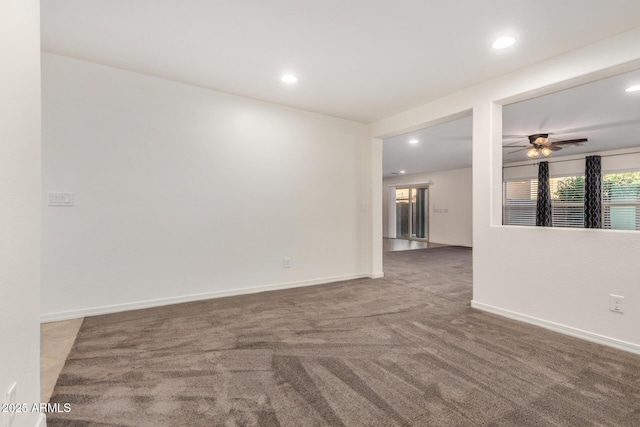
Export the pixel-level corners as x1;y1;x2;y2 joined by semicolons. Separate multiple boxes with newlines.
536;161;552;227
584;155;602;228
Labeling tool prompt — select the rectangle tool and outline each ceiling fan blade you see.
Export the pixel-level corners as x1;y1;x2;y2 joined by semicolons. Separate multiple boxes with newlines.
507;148;527;154
551;138;588;146
549;145;563;151
538;114;552;131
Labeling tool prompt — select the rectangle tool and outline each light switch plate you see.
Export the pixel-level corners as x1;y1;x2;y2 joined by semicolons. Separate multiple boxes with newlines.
48;192;74;207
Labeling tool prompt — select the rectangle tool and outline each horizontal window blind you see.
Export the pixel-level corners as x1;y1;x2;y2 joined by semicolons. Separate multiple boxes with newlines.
504;171;640;231
503;180;536;226
504;176;584;227
552;176;584;228
603;173;640;230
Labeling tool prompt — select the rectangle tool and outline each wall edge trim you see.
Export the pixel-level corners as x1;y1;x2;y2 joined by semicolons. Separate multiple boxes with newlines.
471;300;640;355
41;273;372;323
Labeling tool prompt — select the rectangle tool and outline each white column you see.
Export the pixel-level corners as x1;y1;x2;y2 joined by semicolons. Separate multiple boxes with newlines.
370;138;384;277
0;0;42;425
472;101;502;300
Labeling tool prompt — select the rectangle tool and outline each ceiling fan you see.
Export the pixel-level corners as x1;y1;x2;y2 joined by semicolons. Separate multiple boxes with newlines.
504;133;588;158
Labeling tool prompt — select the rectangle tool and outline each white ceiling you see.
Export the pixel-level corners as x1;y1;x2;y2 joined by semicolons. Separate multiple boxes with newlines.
41;1;640;123
502;68;640;162
383;116;472;176
383;68;640;176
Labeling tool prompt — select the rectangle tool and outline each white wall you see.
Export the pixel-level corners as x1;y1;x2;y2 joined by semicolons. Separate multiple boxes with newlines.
42;53;373;320
383;168;472;246
372;27;640;353
0;0;41;425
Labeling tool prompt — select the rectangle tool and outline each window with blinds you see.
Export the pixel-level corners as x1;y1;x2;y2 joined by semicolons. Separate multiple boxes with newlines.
551;176;584;228
503;180;536;226
503;176;584;227
603;173;640;230
503;171;640;230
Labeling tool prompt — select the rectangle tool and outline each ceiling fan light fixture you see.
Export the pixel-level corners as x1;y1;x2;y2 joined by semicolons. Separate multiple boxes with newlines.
541;147;552;157
527;148;540;159
535;136;549;145
528;133;549;146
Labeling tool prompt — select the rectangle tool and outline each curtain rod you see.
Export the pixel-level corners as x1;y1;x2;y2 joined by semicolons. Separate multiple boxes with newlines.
502;150;640;169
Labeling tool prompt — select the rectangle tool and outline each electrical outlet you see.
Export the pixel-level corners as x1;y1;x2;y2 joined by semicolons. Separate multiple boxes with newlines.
283;257;291;268
610;294;625;313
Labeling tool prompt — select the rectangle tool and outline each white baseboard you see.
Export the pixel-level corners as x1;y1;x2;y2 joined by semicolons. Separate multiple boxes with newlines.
471;300;640;355
41;273;374;323
369;272;384;278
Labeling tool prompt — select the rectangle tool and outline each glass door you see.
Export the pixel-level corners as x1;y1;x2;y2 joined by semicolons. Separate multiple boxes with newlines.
395;188;410;238
396;187;429;240
412;188;428;239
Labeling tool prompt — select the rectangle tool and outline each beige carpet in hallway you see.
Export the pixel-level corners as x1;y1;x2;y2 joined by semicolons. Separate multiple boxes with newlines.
48;247;640;426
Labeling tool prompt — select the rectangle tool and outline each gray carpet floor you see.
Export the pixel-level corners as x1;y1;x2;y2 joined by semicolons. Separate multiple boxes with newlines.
48;247;640;426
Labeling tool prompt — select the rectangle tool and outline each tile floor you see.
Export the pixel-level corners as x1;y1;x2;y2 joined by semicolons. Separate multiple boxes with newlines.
40;318;84;402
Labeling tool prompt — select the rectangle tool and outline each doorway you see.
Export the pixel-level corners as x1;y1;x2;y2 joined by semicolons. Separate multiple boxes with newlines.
395;186;429;241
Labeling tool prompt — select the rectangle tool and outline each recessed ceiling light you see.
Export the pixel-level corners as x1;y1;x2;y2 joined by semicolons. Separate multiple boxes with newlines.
409;139;419;144
399;170;406;174
626;85;640;92
281;74;298;83
492;36;516;50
